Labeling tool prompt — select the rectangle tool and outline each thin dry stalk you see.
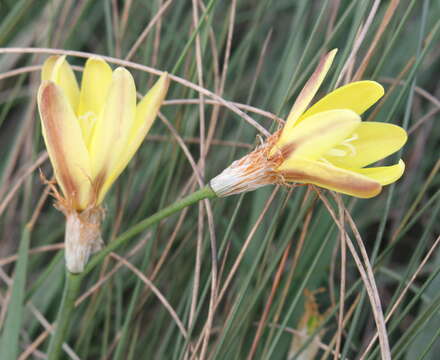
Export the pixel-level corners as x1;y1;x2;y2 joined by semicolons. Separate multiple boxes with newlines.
316;189;391;360
379;78;440;109
391;158;440;242
52;0;74;47
334;194;346;360
111;0;121;57
151;0;164;76
190;187;279;359
367;57;414;122
124;0;173;61
266;322;349;359
0;65;42;81
119;0;134;41
336;0;381;86
75;237;149;306
109;253;188;339
0;270;79;359
190;2;211;357
326;0;340;40
0;48;271;136
0;243;63;267
409;108;440;134
354;0;401;80
146;134;252;149
26;303;80;360
0;151;47;217
270;189;315;331
247;243;292;360
159;112;218;358
321;294;361;360
359;234;440;359
19;329;50;360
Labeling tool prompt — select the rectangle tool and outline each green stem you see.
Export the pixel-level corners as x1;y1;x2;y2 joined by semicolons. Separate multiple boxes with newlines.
47;272;81;360
47;186;216;359
83;185;216;276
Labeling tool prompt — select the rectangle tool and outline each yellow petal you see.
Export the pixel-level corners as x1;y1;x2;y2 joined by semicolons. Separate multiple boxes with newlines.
275;109;360;160
325;122;408;168
352;160;405;185
283;49;337;131
38;81;92;210
300;81;384;120
88;67;137;203
78;57;113;145
99;73;170;199
278;157;382;198
41;56;80;112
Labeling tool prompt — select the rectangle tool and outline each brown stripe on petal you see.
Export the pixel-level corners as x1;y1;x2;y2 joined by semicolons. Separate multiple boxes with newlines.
284;50;337;128
40;83;81;207
280;167;382;198
91;170;107;205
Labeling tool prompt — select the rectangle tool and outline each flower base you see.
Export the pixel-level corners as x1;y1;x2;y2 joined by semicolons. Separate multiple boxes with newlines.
63;207;104;273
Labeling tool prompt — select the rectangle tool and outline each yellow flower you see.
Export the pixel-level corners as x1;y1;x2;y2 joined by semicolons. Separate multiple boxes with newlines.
38;56;169;272
210;49;407;198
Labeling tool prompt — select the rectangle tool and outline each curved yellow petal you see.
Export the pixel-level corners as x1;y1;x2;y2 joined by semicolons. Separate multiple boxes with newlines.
283;49;337;131
325;122;407;168
41;56;80;112
99;73;170;199
78;57;113;145
352;160;405;185
300;81;384;121
278;157;382;198
275;109;360;160
38;81;92;210
88;67;136;203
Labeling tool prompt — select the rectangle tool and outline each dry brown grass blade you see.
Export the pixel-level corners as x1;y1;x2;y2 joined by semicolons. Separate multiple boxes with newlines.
333;194;346;360
124;0;173;61
247;242;292;360
190;187;280;359
109;253;189;340
336;0;381;86
359;234;440;359
0;47;271;136
353;0;401;81
391;157;440;243
315;189;391;360
0;269;79;359
146;134;252;149
0;152;48;217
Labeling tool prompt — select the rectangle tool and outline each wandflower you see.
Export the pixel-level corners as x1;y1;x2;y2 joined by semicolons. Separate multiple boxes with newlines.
38;56;169;273
210;49;407;198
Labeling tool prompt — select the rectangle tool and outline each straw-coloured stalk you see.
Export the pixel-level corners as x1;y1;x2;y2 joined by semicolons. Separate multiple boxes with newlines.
210;49;407;198
288;290;326;360
38;56;169;273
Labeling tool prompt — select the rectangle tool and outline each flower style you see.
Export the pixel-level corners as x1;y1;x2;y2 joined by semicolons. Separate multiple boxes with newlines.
210;49;407;198
38;56;169;272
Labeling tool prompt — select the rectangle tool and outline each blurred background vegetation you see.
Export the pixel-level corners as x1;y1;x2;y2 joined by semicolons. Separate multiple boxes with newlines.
0;0;439;359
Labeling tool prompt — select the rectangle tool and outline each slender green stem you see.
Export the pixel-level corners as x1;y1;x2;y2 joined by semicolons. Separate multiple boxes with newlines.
83;185;216;276
47;186;216;359
47;272;82;360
